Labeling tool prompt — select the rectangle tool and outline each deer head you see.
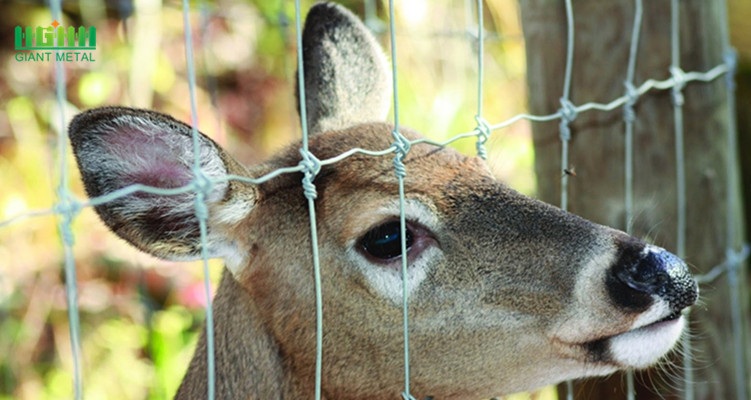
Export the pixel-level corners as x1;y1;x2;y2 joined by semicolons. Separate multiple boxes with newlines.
69;3;698;399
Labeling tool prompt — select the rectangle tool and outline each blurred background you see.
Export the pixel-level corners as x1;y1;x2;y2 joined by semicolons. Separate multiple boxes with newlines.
0;0;748;399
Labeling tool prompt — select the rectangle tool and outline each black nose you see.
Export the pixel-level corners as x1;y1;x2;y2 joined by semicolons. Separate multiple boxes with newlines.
607;240;698;313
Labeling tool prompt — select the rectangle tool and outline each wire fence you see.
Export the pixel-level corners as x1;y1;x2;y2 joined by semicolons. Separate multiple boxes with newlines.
0;0;748;399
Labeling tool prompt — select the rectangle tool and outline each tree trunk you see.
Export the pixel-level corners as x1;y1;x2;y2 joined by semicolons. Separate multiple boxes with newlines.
519;1;750;399
730;0;751;303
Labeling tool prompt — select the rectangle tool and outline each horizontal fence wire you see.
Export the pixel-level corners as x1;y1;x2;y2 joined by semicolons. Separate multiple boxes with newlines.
0;1;748;399
0;65;736;230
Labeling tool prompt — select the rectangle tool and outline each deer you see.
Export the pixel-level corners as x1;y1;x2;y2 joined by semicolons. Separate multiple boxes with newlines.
68;2;698;399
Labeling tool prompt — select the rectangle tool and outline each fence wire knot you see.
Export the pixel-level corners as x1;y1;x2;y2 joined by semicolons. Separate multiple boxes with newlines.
670;66;686;106
54;189;82;246
623;81;639;123
726;243;750;274
191;167;214;220
53;189;82;218
192;168;213;193
558;98;577;142
558;98;577;138
298;148;321;200
474;115;491;160
723;48;738;91
559;97;578;124
391;129;411;179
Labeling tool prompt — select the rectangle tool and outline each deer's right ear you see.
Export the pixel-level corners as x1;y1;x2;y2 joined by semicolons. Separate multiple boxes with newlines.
298;2;392;135
69;107;256;270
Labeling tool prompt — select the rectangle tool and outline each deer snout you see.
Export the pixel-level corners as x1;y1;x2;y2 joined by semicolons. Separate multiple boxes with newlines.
608;242;698;315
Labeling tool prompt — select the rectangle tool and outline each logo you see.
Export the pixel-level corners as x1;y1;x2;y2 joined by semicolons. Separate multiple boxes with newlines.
14;20;96;62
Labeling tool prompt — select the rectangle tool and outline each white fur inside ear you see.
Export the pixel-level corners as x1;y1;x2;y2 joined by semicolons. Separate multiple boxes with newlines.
106;115;225;214
75;111;259;263
82;114;230;215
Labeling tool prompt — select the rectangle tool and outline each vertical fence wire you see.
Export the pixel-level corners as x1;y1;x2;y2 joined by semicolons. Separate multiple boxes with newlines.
180;1;216;399
475;1;483;117
669;0;686;264
293;2;325;400
473;0;490;160
623;0;642;238
558;1;576;397
668;1;693;399
384;2;415;398
50;0;83;398
622;0;643;398
558;0;576;216
717;1;747;399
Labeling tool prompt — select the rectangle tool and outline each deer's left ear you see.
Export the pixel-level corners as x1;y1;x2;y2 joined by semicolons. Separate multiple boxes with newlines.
69;106;257;267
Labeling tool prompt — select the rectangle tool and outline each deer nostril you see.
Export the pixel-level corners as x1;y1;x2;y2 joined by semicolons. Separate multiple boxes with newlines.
616;253;670;294
608;244;699;313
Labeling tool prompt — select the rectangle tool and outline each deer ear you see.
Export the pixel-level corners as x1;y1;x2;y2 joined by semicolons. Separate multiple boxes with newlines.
297;2;392;135
69;107;256;267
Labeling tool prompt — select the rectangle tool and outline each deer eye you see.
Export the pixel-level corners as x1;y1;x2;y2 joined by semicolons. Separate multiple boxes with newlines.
359;221;414;261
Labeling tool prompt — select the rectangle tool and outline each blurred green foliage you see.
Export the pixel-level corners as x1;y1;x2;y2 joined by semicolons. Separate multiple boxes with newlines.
0;0;544;398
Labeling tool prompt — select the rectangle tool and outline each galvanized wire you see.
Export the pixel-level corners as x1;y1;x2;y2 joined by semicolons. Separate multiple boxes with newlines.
717;0;748;398
180;0;216;398
560;1;575;397
622;1;643;398
559;0;575;216
50;0;83;397
473;0;489;160
293;2;325;400
667;2;694;399
2;62;730;231
384;2;417;399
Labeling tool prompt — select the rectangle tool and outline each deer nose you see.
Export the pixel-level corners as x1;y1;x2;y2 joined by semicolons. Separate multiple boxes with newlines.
608;244;698;313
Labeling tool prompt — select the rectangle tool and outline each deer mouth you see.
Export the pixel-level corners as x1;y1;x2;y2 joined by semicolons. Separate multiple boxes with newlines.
582;311;686;368
653;311;682;324
607;311;682;343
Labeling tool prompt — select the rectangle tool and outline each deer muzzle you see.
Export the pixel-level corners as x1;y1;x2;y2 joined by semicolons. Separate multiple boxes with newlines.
573;239;701;369
608;241;698;316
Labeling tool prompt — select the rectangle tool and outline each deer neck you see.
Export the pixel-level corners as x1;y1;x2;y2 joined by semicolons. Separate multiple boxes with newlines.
175;269;309;400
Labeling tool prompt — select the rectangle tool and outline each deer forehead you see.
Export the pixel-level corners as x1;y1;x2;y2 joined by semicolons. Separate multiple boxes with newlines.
249;123;492;235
